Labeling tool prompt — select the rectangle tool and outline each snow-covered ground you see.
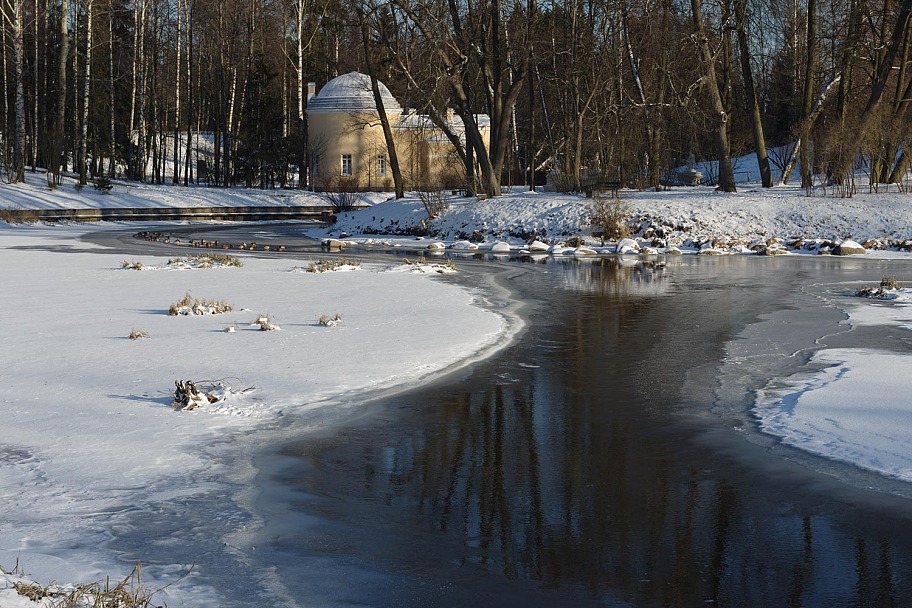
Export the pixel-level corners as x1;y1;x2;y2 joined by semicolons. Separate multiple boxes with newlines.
0;171;388;210
0;221;510;606
318;184;912;256
3;172;912;605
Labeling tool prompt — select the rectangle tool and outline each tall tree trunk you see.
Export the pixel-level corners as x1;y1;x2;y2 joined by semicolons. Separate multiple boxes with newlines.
133;0;147;181
31;0;38;169
296;0;306;188
781;75;840;185
172;0;181;183
107;0;114;176
860;0;912;121
7;0;26;182
183;0;193;185
78;0;92;184
359;14;404;198
53;0;67;183
799;0;816;188
734;0;771;187
690;0;736;192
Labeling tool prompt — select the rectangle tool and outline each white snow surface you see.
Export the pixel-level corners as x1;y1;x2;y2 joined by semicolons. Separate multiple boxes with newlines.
0;171;389;210
754;292;912;481
0;221;508;605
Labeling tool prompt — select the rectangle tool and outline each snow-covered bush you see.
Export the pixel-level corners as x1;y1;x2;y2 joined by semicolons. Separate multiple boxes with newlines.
417;189;450;220
589;193;631;244
128;329;150;340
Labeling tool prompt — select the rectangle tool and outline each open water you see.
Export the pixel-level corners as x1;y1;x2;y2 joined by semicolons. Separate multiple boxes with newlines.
249;252;912;607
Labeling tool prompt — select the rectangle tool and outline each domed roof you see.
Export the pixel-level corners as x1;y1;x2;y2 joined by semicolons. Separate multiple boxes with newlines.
307;72;402;113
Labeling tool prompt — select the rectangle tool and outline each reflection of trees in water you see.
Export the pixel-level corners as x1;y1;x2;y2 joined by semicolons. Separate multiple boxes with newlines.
553;258;669;298
357;271;909;606
373;377;907;605
292;259;912;606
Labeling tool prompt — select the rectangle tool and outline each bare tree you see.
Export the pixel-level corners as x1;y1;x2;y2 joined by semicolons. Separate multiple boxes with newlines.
393;0;533;197
734;0;771;187
358;2;404;198
690;0;735;192
799;0;816;188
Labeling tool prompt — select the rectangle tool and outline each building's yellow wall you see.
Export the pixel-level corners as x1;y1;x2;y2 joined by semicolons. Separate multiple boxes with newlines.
309;109;490;192
309;111;397;192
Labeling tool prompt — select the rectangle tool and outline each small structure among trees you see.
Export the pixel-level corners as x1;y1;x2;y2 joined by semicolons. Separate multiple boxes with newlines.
307;72;490;193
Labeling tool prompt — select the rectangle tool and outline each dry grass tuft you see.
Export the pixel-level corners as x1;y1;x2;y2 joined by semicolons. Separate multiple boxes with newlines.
253;314;281;331
857;276;902;297
168;253;242;268
0;209;41;224
121;260;145;270
128;329;150;340
306;258;361;273
319;313;343;327
880;275;900;290
168;293;233;316
12;562;180;608
401;257;458;273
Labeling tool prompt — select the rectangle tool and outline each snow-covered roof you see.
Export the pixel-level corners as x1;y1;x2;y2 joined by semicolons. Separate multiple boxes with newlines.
307;72;402;114
395;112;491;133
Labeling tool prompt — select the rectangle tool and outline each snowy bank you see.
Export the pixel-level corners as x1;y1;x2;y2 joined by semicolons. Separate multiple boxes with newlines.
318;184;912;256
0;222;510;605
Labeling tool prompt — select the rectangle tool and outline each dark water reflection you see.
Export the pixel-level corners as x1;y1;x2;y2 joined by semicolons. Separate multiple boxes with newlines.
266;256;912;607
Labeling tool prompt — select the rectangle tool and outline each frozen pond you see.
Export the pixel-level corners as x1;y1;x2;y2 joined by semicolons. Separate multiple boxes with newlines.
250;253;912;607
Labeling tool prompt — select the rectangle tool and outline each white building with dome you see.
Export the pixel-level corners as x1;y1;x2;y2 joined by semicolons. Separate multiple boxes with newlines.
306;72;490;191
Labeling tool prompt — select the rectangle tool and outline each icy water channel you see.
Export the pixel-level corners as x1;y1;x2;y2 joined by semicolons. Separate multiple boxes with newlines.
242;252;912;608
89;227;912;606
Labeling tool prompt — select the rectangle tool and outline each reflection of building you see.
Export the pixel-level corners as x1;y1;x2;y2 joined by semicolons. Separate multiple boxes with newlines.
306;72;490;191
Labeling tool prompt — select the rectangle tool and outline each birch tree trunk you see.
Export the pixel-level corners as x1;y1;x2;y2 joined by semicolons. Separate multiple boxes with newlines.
107;0;114;176
172;0;181;183
31;0;38;169
183;0;192;185
135;0;146;181
8;0;26;182
296;0;305;188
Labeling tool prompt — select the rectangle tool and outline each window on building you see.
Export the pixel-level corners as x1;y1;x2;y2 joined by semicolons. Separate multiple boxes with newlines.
377;154;387;177
311;153;320;177
341;154;353;176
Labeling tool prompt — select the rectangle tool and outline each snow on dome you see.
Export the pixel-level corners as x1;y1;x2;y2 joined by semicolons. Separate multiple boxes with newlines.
307;71;402;113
